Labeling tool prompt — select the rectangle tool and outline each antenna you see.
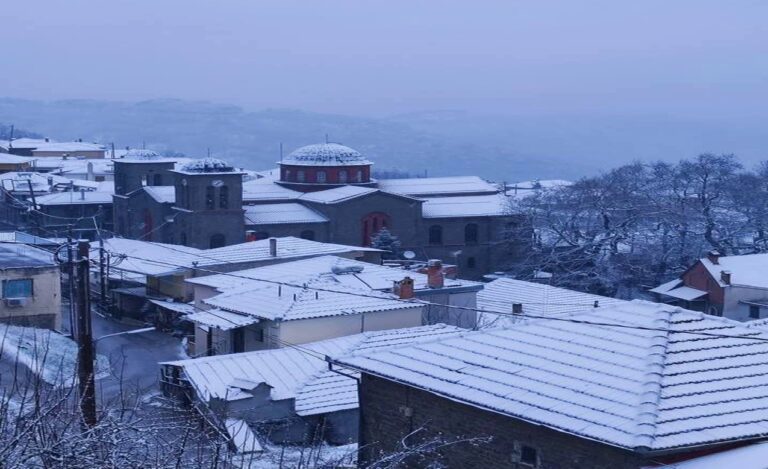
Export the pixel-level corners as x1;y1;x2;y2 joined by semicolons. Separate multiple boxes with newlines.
8;125;14;145
207;148;211;158
325;133;329;144
279;142;283;161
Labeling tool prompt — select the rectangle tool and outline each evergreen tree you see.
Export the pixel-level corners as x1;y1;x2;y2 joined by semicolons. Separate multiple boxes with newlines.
371;228;402;259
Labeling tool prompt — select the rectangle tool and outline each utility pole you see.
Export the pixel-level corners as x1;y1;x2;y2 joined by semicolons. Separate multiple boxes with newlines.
99;238;107;311
66;230;76;336
75;240;96;428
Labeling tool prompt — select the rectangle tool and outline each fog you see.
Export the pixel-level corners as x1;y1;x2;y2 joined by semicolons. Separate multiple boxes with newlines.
2;0;766;117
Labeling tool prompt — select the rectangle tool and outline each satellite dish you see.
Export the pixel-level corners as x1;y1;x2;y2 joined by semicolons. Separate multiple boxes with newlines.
403;250;416;260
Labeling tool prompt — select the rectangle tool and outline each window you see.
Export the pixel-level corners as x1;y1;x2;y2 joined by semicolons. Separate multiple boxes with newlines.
467;257;476;269
205;186;215;209
300;230;315;241
210;233;226;249
750;305;761;319
355;170;363;182
520;445;537;466
232;328;245;353
464;223;479;244
180;232;187;246
219;185;229;209
297;171;305;183
3;279;33;298
284;169;291;181
429;225;443;245
316;171;327;183
153;174;163;186
338;170;348;183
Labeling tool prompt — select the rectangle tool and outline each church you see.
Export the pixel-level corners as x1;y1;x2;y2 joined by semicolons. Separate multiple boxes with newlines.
112;143;525;278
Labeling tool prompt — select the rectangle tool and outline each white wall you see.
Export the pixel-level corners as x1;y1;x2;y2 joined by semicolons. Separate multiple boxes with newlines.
724;285;768;322
0;266;61;330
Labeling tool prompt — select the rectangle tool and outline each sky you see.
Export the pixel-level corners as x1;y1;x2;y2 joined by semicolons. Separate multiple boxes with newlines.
2;0;767;117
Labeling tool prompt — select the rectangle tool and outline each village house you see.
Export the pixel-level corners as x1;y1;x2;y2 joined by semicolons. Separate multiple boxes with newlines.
184;254;482;355
160;324;463;450
0;243;61;330
477;277;629;328
651;250;768;321
111;143;526;278
0;154;36;174
336;301;768;468
1;137;106;159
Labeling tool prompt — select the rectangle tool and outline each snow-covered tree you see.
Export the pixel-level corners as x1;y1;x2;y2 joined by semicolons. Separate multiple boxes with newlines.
370;228;402;259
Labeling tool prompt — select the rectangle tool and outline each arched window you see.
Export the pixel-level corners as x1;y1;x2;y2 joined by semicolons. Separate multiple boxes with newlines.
153;174;163;186
316;171;327;183
209;233;226;249
361;212;391;246
205;186;215;209
300;230;315;241
338;170;348;183
354;170;363;182
143;209;153;241
464;223;479;244
297;171;305;183
219;185;229;209
180;232;187;246
429;225;443;245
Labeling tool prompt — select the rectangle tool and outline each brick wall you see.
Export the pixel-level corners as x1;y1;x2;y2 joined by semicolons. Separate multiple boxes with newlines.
359;374;649;469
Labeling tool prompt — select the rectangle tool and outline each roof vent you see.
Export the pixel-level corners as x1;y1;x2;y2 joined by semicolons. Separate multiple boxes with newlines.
331;265;364;275
269;238;277;257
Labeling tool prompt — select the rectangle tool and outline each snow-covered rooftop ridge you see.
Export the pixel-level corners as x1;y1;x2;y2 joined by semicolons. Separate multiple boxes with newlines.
337;301;768;452
187;254;481;293
162;324;464;416
477;278;628;328
202;278;422;321
421;194;510;218
242;178;302;201
177;158;237;174
377;176;500;196
34;190;114;205
143;186;175;204
243;203;328;225
121;148;164;160
298;185;378;204
2;138;105;152
282;143;373;167
0;153;37;164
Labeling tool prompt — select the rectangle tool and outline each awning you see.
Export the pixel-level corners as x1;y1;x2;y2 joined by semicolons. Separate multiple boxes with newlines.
149;299;197;315
184;309;259;331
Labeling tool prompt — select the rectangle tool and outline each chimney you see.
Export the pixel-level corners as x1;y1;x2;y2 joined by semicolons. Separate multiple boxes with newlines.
269;237;277;257
79;188;85;200
427;259;444;289
245;230;256;242
47;176;53;189
87;162;94;181
721;270;732;285
394;276;415;299
44;137;49;143
512;303;523;314
707;250;721;265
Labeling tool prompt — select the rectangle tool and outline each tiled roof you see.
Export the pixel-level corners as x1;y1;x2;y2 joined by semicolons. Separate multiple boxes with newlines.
163;324;463;416
421;194;511;218
477;278;628;328
187;255;481;293
0;243;55;268
282;143;373;167
299;185;378;204
203;280;422;322
242;179;301;202
243;203;328;225
337;301;768;452
35;191;114;205
377;176;499;197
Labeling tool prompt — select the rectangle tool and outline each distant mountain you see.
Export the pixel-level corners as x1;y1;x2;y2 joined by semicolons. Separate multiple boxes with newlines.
0;98;764;182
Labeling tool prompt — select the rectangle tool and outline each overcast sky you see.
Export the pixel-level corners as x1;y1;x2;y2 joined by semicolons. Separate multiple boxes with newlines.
2;0;766;117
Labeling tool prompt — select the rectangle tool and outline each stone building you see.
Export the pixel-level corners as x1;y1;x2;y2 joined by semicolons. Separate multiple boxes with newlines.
0;243;61;330
112;143;525;277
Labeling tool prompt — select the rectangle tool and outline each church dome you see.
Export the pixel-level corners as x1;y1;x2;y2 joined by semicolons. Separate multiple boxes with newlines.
282;143;373;167
179;158;235;173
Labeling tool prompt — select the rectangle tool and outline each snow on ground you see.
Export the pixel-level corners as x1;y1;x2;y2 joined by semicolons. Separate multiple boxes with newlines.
0;325;110;386
232;442;357;469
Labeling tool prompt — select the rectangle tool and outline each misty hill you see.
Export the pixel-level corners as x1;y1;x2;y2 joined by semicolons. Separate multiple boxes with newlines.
0;98;765;181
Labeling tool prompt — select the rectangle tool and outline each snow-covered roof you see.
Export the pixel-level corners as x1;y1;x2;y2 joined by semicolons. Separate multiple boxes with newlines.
242;179;301;202
148;299;197;315
0;154;37;164
700;254;768;289
98;238;204;282
187;255;481;293
377;176;499;197
650;279;708;301
338;301;768;452
163;324;463;416
143;186;176;204
203;279;422;322
477;278;628;328
34;191;113;206
281;143;373;167
175;158;240;174
299;185;379;204
0;243;55;268
244;203;328;225
0;231;58;246
421;194;511;218
185;308;261;330
0;171;99;194
656;441;768;468
121;149;164;160
3;138;105;153
193;237;381;268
